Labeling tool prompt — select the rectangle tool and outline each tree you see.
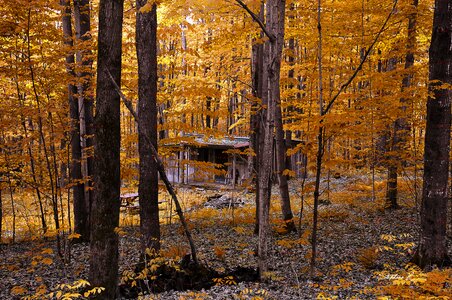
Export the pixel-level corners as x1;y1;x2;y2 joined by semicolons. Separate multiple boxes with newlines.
136;1;160;252
61;0;86;243
73;0;94;242
257;0;286;280
413;0;451;268
386;0;419;210
89;0;124;298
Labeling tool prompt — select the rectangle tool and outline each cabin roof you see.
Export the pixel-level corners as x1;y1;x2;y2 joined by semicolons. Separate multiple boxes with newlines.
164;134;250;149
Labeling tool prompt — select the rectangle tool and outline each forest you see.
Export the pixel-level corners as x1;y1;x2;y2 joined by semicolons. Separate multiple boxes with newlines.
0;0;451;299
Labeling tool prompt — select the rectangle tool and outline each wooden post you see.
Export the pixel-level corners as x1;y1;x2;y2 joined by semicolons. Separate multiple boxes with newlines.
232;154;236;188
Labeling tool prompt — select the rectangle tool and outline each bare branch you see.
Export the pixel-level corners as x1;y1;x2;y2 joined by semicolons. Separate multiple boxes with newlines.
234;0;276;42
106;69;200;266
323;0;398;115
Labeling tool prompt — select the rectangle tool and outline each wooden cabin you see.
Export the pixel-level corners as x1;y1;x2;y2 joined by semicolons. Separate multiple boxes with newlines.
163;133;306;186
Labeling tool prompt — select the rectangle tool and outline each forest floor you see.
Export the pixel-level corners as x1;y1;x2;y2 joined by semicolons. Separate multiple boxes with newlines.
1;174;451;299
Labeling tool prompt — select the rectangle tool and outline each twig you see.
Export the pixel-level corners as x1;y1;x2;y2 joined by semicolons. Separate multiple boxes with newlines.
233;0;276;42
323;0;398;115
106;69;199;266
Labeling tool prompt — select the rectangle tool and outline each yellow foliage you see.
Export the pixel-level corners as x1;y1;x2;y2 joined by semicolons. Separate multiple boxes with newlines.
357;246;379;269
11;285;27;296
213;246;226;261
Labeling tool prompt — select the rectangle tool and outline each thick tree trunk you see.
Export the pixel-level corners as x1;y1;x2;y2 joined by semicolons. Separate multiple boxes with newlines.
258;0;285;280
74;0;94;241
413;0;451;269
89;0;123;298
136;1;160;252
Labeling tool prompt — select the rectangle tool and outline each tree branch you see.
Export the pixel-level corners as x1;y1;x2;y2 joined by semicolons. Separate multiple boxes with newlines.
323;0;398;115
234;0;276;42
106;69;199;266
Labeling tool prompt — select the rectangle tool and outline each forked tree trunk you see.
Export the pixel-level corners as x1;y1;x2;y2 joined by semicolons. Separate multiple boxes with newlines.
89;0;124;298
412;0;451;269
136;0;160;252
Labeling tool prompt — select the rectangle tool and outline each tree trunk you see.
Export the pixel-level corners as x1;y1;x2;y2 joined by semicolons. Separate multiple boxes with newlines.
74;0;94;241
250;2;264;235
136;0;160;252
61;0;86;242
383;56;398;209
275;102;295;233
0;186;2;243
412;0;451;269
386;0;418;209
258;0;285;280
89;0;123;298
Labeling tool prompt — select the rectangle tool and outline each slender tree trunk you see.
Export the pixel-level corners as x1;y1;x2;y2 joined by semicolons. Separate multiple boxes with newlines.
89;0;124;298
275;103;295;232
250;2;264;235
387;0;419;209
61;0;85;242
412;0;451;268
383;56;398;209
310;0;324;278
74;0;93;241
27;8;61;253
136;0;160;252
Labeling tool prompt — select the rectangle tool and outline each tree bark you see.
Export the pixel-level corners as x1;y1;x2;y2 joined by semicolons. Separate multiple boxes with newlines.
257;0;285;280
89;0;123;298
136;0;160;252
413;0;451;269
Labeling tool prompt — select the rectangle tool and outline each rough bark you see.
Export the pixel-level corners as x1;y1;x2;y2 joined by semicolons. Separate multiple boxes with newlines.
136;0;160;252
257;0;285;280
89;0;123;298
412;0;451;269
74;0;94;241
